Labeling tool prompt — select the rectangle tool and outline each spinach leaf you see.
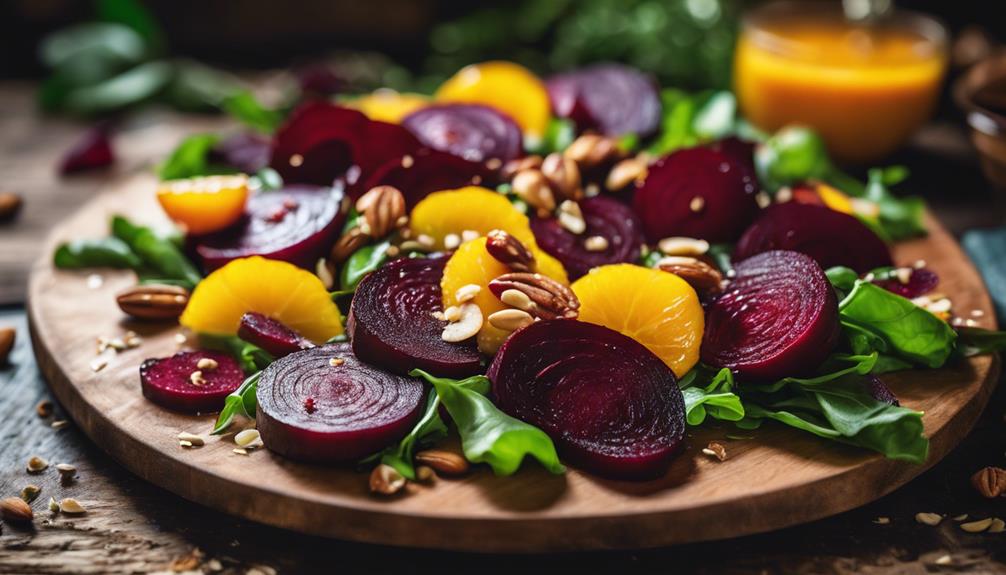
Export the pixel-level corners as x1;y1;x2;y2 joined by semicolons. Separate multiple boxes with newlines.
63;60;172;116
39;22;146;70
411;370;564;476
692;91;737;140
339;241;391;292
838;280;956;368
525;117;575;156
111;215;202;289
251;167;284;191
222;90;284;134
163;59;242;112
198;333;274;375
158;133;225;180
825;266;858;293
863;167;927;241
956;327;1006;357
53;237;142;269
212;371;261;434
648;88;700;155
677;365;744;426
97;0;164;51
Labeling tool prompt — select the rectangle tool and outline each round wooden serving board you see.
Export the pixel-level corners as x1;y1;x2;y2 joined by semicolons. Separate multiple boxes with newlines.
28;174;1001;552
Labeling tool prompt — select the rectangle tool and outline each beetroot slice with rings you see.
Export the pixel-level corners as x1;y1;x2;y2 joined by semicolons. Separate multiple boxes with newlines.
488;319;686;480
140;351;244;414
238;312;315;358
360;148;495;208
702;250;841;382
256;343;425;462
632;147;760;243
734;202;893;273
348;255;482;377
194;184;345;271
402;103;523;164
546;63;662;137
531;196;644;280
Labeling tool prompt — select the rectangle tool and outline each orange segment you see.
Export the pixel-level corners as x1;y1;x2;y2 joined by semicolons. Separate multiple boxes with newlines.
572;264;704;377
410;186;535;250
434;61;551;138
180;256;343;343
442;238;567;354
345;89;430;123
157;174;249;235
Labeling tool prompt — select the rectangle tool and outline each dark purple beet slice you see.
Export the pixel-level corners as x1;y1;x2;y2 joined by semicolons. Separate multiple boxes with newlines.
210;132;271;174
632;147;759;243
873;267;939;299
402;103;523;164
531;196;644;280
488;319;685;480
60;127;114;175
702;250;840;381
195;184;345;271
238;312;315;358
734;203;893;273
294;63;344;98
360;147;495;208
140;351;244;413
708;136;757;177
348;255;482;377
546;63;662;137
867;376;900;406
256;343;425;462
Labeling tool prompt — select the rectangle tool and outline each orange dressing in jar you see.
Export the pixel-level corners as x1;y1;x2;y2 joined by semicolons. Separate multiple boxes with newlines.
734;2;947;164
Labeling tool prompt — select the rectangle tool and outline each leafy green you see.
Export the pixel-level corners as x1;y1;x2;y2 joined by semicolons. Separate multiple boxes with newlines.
526;117;575;156
838;280;956;368
677;365;744;425
198;334;274;375
862;167;926;241
212;371;262;434
158;134;225;181
251;167;284;191
39;22;146;70
62;60;172;115
339;241;391;292
956;327;1006;357
754;126;837;192
53;237;142;269
647;88;700;155
692;91;737;140
97;0;164;51
111;215;202;289
222;90;284;134
411;370;564;476
163;59;242;112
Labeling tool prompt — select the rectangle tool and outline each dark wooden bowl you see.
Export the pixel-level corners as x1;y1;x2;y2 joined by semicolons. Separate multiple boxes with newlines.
955;51;1006;190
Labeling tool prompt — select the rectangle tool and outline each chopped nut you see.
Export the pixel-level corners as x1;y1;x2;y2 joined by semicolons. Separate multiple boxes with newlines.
443;233;462;250
90;353;111;372
35;400;53;418
658;236;710;257
415;465;437;483
369;464;406;495
441;303;483;342
58;498;86;514
55;463;77;482
461;229;480;243
51;419;69;430
488;308;534;332
873;517;891;525
605;158;648;191
329;357;345;367
953;514;969;521
583;235;609;252
235;429;263;449
189;370;208;386
0;191;24;222
961;517;994;533
755;192;771;209
557;200;586;234
689;196;705;213
563;134;622;170
489;273;580;320
500;155;544;180
486;229;536;272
934;554;952;566
27;456;48;473
415;449;470;475
774;187;793;203
989;518;1005;533
971;466;1006;498
702;442;727;461
196;357;219;371
915;512;942;526
177;432;205;446
233;448;249;456
500;289;535;312
0;326;15;364
455;284;481;303
416;234;435;248
541;153;582;201
20;484;41;504
443;306;463;323
512;169;556;215
179;440;193;448
315;258;334;290
1;497;33;523
329;226;369;264
895;267;912;284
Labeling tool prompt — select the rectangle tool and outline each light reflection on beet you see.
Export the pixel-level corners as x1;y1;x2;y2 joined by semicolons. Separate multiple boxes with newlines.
360;148;494;208
403;103;523;164
546;63;662;137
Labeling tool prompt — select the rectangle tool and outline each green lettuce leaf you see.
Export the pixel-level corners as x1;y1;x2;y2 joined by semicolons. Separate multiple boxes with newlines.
212;371;261;434
53;237;142;269
111;215;202;289
677;365;744;425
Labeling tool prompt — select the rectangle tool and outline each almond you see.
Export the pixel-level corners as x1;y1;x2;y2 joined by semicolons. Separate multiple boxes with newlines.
541;153;582;201
0;191;23;222
1;497;33;522
489;272;580;320
415;449;470;475
511;169;556;215
606;157;648;192
116;285;190;320
356;185;406;239
0;326;14;364
563;134;622;170
369;464;406;495
485;229;536;272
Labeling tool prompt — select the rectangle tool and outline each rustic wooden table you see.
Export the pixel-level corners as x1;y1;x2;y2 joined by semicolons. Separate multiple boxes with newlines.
1;82;1005;573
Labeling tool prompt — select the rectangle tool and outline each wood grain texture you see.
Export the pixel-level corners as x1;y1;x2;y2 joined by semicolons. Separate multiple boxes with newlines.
24;174;1001;552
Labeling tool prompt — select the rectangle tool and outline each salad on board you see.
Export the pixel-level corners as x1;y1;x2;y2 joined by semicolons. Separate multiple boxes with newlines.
54;60;1006;491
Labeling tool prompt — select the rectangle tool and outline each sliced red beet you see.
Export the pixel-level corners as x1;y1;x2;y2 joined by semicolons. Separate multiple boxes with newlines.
632;147;759;243
402;103;523;164
708;136;757;176
238;312;315;358
195;184;345;271
546;64;662;137
270;101;422;191
210;132;271;175
140;351;244;413
60;127;114;175
348;255;482;377
734;203;893;273
360;147;495;208
488;319;686;480
256;343;425;462
873;267;939;299
702;250;840;381
531;196;644;280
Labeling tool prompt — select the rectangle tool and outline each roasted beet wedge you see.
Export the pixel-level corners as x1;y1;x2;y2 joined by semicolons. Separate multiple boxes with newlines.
873;267;938;299
238;312;315;358
403;103;523;164
734;203;893;273
348;255;482;377
195;184;345;271
140;351;244;413
531;196;644;280
488;319;686;480
632;147;759;243
546;63;662;137
60;127;114;175
702;250;840;381
360;148;495;208
256;344;425;462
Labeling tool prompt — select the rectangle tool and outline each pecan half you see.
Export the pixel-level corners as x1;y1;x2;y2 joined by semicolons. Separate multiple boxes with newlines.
489;272;580;320
116;284;190;320
511;169;556;215
500;155;543;181
356;185;406;239
657;256;724;295
541;153;582;201
486;229;536;272
563;134;623;170
329;226;369;264
971;466;1006;498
